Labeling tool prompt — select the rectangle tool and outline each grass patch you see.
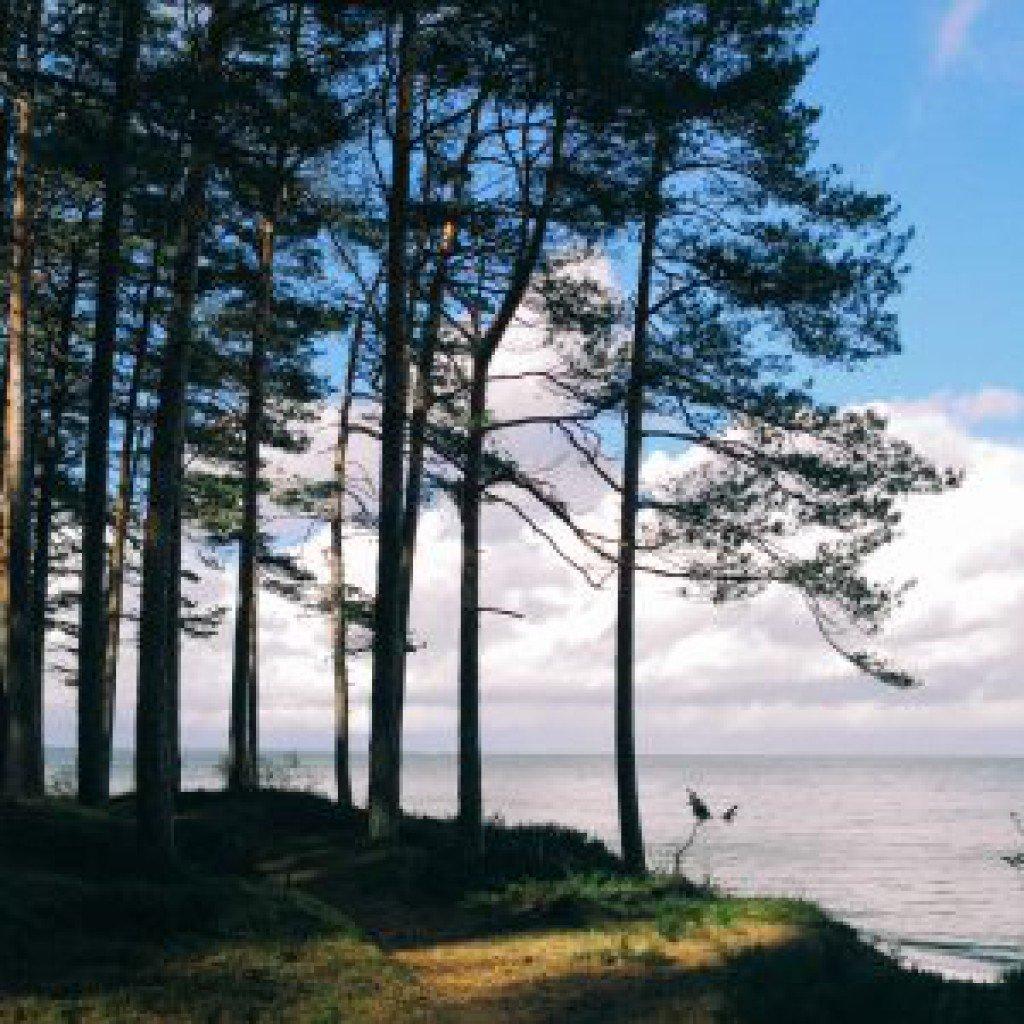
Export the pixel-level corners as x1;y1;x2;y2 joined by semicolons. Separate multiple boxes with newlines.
0;796;428;1022
654;895;822;940
1;791;1021;1023
466;872;705;930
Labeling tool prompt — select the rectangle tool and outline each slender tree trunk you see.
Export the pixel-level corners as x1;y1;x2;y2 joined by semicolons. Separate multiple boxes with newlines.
136;1;228;862
458;353;487;862
166;465;181;797
451;112;564;864
28;243;81;796
79;0;146;807
229;215;273;793
0;0;20;479
25;390;42;794
137;192;200;860
0;0;41;800
394;95;483;733
331;319;362;810
616;148;662;874
0;0;15;273
368;6;414;843
104;241;161;747
394;277;442;736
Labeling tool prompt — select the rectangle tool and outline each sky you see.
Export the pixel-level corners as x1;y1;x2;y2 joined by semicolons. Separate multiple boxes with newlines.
46;0;1024;762
807;0;1024;411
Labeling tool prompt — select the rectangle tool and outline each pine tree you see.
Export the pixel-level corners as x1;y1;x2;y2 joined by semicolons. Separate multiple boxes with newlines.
78;0;146;807
0;0;43;799
368;3;415;843
590;0;953;870
136;0;233;862
331;317;363;809
104;234;164;748
29;193;95;796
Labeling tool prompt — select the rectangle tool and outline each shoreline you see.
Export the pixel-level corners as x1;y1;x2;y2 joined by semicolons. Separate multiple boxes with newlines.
1;791;1020;1023
34;753;1024;986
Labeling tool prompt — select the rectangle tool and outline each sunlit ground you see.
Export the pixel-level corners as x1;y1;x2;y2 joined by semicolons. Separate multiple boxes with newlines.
0;793;1018;1024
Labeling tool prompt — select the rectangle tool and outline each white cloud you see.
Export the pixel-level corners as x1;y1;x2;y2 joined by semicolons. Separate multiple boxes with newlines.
43;384;1024;759
884;388;1024;427
933;0;991;70
950;387;1024;423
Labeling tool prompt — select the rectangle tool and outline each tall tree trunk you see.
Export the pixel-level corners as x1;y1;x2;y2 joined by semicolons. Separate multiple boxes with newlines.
166;463;181;797
228;0;301;795
451;111;564;865
616;147;662;874
79;0;146;807
394;95;483;736
229;214;273;793
0;0;15;275
331;319;362;810
394;266;442;737
136;0;228;862
457;353;487;862
104;241;161;747
0;0;41;800
136;183;200;861
28;242;81;796
368;6;414;843
0;0;21;476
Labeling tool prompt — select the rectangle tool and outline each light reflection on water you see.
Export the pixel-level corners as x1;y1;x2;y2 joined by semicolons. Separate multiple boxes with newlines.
48;750;1023;982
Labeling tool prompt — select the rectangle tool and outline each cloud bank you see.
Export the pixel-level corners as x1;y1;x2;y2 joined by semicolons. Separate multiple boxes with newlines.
42;385;1024;759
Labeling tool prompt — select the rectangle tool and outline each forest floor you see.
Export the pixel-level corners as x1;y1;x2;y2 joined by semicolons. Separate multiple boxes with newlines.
0;790;1020;1023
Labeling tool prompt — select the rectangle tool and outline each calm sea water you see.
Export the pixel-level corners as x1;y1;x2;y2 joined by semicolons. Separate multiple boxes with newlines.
48;750;1024;982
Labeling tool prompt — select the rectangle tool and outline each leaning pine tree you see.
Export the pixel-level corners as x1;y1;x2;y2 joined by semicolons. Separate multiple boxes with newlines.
585;0;957;871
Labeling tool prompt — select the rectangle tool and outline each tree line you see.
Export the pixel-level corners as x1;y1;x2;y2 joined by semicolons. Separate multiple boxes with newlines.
0;0;954;870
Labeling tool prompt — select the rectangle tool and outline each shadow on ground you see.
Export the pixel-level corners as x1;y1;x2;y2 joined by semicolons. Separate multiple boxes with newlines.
1;791;1019;1023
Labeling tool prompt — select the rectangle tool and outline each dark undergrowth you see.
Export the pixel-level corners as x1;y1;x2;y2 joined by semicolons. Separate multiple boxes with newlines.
0;791;1020;1023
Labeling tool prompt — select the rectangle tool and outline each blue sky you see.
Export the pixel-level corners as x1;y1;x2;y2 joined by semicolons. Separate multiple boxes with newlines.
808;0;1023;411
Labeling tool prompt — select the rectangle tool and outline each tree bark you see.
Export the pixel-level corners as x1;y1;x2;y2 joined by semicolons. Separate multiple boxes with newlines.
104;240;161;747
331;319;362;810
0;0;42;800
229;214;274;793
458;352;487;862
394;251;444;737
394;94;484;739
368;5;414;843
28;241;82;796
136;188;200;860
0;0;21;475
136;0;228;862
450;110;564;863
616;145;663;874
79;0;146;807
166;459;181;797
0;0;15;281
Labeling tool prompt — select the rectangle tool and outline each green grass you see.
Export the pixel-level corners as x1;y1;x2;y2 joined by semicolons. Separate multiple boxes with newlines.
1;791;1020;1023
653;895;822;940
0;797;429;1023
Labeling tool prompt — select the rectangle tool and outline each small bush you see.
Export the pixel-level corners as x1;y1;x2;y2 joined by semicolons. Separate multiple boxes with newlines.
46;764;77;797
1003;966;1024;996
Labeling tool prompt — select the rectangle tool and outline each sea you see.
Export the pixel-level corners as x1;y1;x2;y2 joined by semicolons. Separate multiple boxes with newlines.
46;749;1024;983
